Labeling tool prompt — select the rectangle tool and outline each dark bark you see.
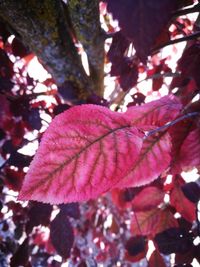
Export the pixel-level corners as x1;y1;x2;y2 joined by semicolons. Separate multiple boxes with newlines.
68;0;105;96
0;0;103;102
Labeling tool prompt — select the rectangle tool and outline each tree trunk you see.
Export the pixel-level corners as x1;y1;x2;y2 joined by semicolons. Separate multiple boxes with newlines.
0;0;104;102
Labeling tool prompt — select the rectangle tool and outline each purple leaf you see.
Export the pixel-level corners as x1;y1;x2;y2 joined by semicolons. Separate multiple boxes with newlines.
50;211;74;259
154;228;193;255
106;0;180;61
10;238;29;267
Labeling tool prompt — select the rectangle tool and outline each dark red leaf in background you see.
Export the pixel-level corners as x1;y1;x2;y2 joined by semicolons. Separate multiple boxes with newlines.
0;20;11;42
169;119;194;174
9;96;30;117
179;128;200;170
24;108;42;130
148;250;166;267
0;95;10;128
59;203;80;219
0;48;14;78
50;211;74;259
175;245;196;265
4;168;25;191
182;182;200;203
10;238;29;267
2;140;15;156
130;92;146;106
0;77;14;92
26;202;52;233
58;81;82;102
12;37;30;58
106;0;180;61
132;186;164;211
170;180;196;222
178;44;200;87
7;152;32;168
0;128;5;140
118;60;138;91
125;236;146;256
53;104;70;115
154;228;193;255
107;31;130;64
131;207;178;237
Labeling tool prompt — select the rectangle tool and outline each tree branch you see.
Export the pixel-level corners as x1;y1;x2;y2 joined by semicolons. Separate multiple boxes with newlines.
172;3;200;17
0;0;94;102
152;31;200;53
67;0;105;96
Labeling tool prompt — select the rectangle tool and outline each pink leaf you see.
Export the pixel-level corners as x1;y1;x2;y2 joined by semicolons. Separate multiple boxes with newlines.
125;95;182;130
116;132;171;188
179;128;200;169
19;105;143;204
132;186;165;211
131;207;178;237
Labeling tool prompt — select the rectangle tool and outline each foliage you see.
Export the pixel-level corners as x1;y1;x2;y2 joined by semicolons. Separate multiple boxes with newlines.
0;1;200;266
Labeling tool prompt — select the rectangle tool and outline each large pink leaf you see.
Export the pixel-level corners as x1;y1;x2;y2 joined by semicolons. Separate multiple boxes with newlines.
125;95;182;130
131;207;178;237
116;132;171;188
19;105;142;204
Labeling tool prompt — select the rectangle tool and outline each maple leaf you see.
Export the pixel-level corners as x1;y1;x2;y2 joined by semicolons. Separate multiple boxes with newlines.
19;105;143;204
131;207;178;237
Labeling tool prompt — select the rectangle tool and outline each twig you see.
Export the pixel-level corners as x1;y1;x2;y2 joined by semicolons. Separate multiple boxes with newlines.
152;31;200;53
173;3;200;17
111;72;180;109
146;112;199;138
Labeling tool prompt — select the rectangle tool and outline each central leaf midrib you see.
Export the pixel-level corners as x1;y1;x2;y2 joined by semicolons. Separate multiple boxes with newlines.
29;124;132;192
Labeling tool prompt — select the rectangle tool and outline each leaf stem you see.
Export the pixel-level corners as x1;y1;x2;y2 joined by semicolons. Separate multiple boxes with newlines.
146;112;199;138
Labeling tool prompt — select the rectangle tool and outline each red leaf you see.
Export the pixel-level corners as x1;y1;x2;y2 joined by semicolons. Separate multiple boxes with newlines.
179;128;200;169
125;95;182;130
131;207;178;237
169;119;194;174
0;95;10;128
117;132;171;188
125;236;148;262
170;181;196;222
148;250;166;267
50;211;74;259
132;186;165;211
19;105;142;203
178;44;200;87
4;168;25;192
106;0;180;61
